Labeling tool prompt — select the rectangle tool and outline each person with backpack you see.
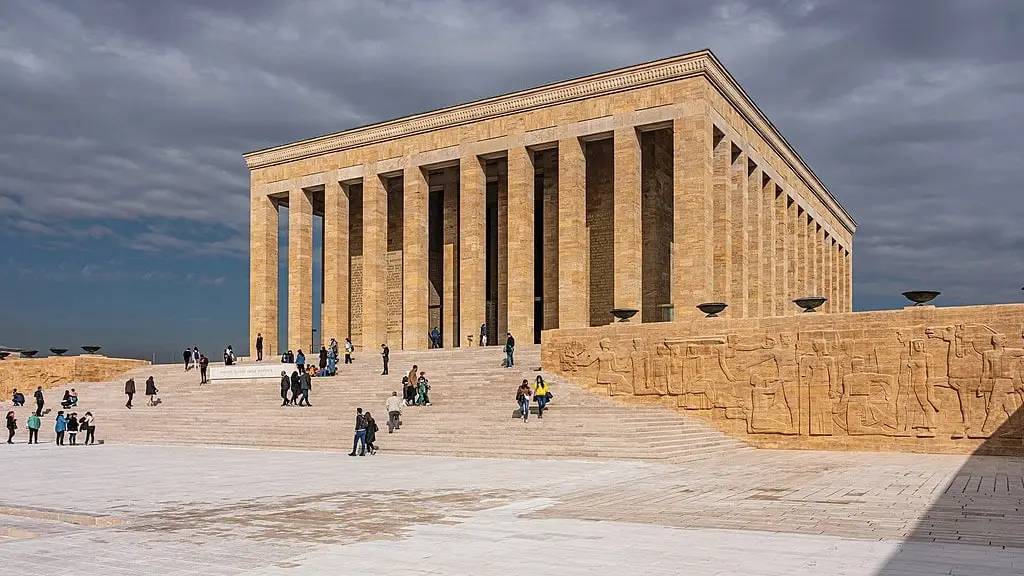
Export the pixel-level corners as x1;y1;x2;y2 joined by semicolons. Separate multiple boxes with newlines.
348;408;367;456
5;411;16;444
364;412;379;455
81;412;96;445
516;380;532;422
534;375;551;419
26;412;40;444
385;391;403;433
54;411;67;445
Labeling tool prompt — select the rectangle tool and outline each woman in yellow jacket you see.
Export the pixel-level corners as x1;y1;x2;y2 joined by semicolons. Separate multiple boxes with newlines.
533;375;551;419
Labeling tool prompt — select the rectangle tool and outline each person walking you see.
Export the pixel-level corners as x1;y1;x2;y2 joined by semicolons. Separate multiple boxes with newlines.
479;323;487;347
296;349;306;373
124;378;136;409
5;411;16;444
534;375;551;419
386;391;403;433
402;376;415;406
349;408;367;456
256;332;264;362
504;332;516;368
199;354;210;384
33;386;44;416
430;326;441;349
183;347;192;371
364;412;379;455
145;376;159;406
516;380;532;422
54;411;67;445
345;338;354;364
67;413;79;445
289;370;301;405
380;344;389;375
279;372;290;406
299;370;312;406
27;412;40;444
193;346;201;369
81;412;96;445
416;372;431;406
407;364;418;390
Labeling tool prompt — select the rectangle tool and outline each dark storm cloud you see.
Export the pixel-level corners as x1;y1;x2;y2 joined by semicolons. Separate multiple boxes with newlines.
1;0;1022;311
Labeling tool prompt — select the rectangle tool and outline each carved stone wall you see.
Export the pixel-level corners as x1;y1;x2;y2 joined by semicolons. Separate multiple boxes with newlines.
0;356;149;399
542;304;1024;455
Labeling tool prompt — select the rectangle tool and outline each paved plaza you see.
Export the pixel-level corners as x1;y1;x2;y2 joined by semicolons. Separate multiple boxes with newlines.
1;444;1021;575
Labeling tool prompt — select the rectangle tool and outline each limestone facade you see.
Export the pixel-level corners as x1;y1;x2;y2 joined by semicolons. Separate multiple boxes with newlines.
542;304;1024;456
246;50;855;354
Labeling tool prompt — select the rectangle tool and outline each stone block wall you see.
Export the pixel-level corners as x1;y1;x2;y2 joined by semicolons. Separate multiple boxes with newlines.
542;304;1024;455
0;356;149;399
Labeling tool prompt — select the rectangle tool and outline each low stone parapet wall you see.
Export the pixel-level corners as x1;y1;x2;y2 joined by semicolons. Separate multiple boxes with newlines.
541;304;1024;455
0;355;149;399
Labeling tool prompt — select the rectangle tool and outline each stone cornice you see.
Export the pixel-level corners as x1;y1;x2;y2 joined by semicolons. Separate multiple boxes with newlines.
243;49;856;234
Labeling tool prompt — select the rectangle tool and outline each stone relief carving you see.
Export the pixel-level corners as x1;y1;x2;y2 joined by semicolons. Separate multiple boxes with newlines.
551;321;1024;445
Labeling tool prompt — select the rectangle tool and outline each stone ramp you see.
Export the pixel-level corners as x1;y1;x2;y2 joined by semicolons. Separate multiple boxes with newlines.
2;346;748;462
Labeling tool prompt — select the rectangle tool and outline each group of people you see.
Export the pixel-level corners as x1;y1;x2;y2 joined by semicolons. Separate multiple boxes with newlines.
279;369;313;406
183;346;212;383
6;409;96;445
124;376;159;409
400;364;432;406
515;375;551;422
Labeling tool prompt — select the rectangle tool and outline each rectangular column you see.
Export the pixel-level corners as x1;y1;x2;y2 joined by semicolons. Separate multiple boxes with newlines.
772;187;787;316
794;202;802;307
558;137;589;328
362;168;387;348
846;248;853;311
747;162;762;317
613;126;642;316
730;146;748;316
824;233;832;312
459;154;486;346
712;132;732;305
323;178;350;344
287;187;313;353
250;185;278;358
674;113;714;317
403;165;429;350
442;173;458;348
817;225;826;302
760;176;774;316
506;145;534;342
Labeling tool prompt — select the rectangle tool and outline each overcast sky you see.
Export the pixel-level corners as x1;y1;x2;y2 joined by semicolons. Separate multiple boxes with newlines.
1;1;1022;360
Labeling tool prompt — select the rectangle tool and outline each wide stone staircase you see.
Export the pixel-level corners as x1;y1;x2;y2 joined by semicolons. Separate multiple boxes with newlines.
3;346;750;462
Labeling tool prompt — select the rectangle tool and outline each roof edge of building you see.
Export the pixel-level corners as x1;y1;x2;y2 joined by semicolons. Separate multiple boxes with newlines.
242;48;856;234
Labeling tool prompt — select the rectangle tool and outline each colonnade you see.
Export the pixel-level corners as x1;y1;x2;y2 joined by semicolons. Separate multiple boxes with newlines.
250;110;852;355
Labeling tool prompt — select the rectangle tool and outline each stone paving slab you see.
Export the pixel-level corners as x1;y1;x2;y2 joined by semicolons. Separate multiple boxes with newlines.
0;444;1020;574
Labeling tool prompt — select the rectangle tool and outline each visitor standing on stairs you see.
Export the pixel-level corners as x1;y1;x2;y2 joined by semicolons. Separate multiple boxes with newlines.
534;375;551;419
256;332;264;362
505;333;515;368
27;413;40;444
381;344;389;375
199;354;210;384
402;376;415;406
319;345;328;374
279;372;290;406
54;411;67;445
386;391;402;433
516;380;532;422
124;378;136;409
145;376;159;406
81;412;95;445
296;350;306;373
345;338;354;364
349;408;367;456
416;372;431;406
289;371;301;405
34;386;44;416
298;370;312;406
407;364;418;390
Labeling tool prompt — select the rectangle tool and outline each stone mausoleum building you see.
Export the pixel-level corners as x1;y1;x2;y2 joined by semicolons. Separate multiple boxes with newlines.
245;50;855;355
